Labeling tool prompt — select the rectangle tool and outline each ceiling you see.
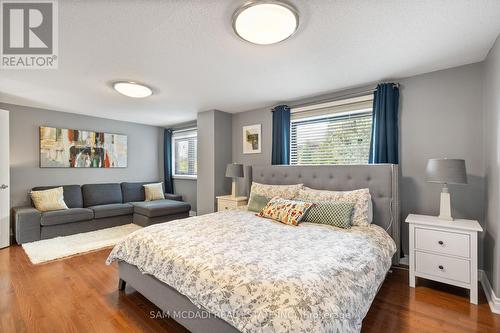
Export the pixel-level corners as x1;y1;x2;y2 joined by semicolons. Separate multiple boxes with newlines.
1;0;500;126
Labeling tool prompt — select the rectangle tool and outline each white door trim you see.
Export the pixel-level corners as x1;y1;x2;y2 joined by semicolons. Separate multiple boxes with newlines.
0;109;10;248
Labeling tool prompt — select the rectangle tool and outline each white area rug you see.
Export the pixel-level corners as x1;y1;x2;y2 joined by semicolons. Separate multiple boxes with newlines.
22;224;142;264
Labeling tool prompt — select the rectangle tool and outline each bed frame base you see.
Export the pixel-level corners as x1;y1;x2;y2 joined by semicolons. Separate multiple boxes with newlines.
118;261;239;333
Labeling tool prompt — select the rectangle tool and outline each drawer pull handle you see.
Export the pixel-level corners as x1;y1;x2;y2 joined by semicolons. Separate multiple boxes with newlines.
438;241;444;245
438;265;444;270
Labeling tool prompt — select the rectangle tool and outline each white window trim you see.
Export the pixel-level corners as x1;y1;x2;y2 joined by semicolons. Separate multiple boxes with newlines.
289;95;374;166
172;128;197;179
172;175;197;180
291;95;373;114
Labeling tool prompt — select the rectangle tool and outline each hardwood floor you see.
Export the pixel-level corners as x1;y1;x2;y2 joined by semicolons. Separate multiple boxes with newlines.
1;245;499;333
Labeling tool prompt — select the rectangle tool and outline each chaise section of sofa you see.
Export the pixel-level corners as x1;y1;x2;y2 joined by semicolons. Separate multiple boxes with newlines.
14;182;191;244
121;182;190;227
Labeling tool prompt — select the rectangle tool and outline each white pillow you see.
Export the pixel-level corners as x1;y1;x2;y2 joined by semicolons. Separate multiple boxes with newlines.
30;187;68;212
296;187;371;226
143;183;165;201
250;182;303;200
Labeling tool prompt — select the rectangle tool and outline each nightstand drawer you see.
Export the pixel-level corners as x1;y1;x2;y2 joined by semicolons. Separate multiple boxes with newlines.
217;200;237;211
415;227;470;258
415;251;470;284
218;200;237;211
216;195;248;212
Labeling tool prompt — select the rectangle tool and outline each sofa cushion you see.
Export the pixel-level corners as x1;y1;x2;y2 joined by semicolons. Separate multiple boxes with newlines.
40;208;94;226
90;203;134;219
82;183;122;207
132;200;190;218
32;185;83;208
121;182;150;202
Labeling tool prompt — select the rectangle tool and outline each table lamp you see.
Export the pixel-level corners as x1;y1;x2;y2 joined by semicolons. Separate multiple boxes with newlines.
225;163;244;197
425;158;467;221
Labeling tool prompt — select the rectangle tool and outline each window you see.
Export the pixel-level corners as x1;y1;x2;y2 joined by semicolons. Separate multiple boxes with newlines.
172;129;197;178
290;96;373;165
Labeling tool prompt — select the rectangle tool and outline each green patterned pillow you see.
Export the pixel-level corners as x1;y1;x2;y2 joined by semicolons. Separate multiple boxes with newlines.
247;193;271;212
302;202;356;228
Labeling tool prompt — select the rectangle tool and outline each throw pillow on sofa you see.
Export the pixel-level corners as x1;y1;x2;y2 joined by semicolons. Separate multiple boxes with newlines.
143;183;165;201
30;187;69;212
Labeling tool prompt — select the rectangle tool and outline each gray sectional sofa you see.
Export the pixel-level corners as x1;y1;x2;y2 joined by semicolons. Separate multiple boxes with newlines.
13;182;191;244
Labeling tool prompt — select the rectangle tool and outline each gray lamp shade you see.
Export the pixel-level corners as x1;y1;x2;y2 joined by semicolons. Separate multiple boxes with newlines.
425;158;467;184
225;163;244;178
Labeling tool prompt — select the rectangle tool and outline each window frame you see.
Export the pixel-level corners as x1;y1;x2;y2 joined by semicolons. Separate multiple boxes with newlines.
289;95;374;166
171;128;198;180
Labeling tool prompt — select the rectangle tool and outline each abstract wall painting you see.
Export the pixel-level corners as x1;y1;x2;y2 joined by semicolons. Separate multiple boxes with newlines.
39;126;127;168
243;124;261;154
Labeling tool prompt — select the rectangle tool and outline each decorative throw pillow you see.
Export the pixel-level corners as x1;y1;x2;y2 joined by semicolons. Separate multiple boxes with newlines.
250;182;303;200
30;187;68;212
296;187;371;226
258;196;314;226
302;202;356;229
247;193;271;212
143;183;165;201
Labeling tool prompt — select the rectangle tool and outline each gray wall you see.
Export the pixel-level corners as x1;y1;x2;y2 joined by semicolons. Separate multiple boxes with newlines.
213;111;233;199
398;63;485;259
231;108;272;196
173;179;197;212
196;110;215;214
230;63;486;260
483;35;500;295
196;110;232;215
2;103;164;207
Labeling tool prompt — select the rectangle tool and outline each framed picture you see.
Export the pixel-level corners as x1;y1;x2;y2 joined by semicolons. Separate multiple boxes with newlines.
39;126;128;168
243;124;261;154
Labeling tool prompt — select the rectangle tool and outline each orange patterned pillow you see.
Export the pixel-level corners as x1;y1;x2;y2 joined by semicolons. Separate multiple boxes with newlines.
258;196;314;226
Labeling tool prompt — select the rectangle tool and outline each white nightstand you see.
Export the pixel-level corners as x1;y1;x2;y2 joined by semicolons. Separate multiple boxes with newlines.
216;195;248;212
405;214;483;304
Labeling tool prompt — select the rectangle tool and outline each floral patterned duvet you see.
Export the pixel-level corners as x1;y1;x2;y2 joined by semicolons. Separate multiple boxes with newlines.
106;209;396;333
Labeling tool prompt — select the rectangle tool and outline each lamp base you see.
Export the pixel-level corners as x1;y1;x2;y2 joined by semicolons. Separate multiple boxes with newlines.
231;179;237;197
438;187;453;221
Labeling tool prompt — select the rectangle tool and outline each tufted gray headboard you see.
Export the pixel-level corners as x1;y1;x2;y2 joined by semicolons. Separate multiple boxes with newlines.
246;164;400;264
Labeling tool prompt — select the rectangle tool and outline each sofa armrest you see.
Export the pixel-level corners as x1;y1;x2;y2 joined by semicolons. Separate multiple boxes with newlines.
165;193;183;201
13;206;41;244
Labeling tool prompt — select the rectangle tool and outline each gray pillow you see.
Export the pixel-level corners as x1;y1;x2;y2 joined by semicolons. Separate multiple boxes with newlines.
247;193;271;212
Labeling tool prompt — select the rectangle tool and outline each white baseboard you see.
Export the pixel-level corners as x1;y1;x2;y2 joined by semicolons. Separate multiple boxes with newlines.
189;210;197;217
399;255;409;265
479;269;500;314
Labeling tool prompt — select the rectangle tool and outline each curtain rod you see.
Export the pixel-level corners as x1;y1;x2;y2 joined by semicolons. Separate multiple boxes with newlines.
172;126;196;133
271;82;400;111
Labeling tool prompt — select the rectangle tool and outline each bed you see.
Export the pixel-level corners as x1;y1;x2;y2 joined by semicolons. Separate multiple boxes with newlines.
107;164;400;333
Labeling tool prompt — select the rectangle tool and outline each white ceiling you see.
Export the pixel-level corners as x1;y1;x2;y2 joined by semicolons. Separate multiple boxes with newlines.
1;0;499;126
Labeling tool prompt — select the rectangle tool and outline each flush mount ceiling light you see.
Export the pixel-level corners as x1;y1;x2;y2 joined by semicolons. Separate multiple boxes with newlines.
113;81;153;98
232;1;299;45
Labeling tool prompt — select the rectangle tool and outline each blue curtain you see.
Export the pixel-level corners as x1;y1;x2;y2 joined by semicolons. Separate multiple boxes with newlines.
271;105;291;165
369;83;400;164
164;129;174;194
